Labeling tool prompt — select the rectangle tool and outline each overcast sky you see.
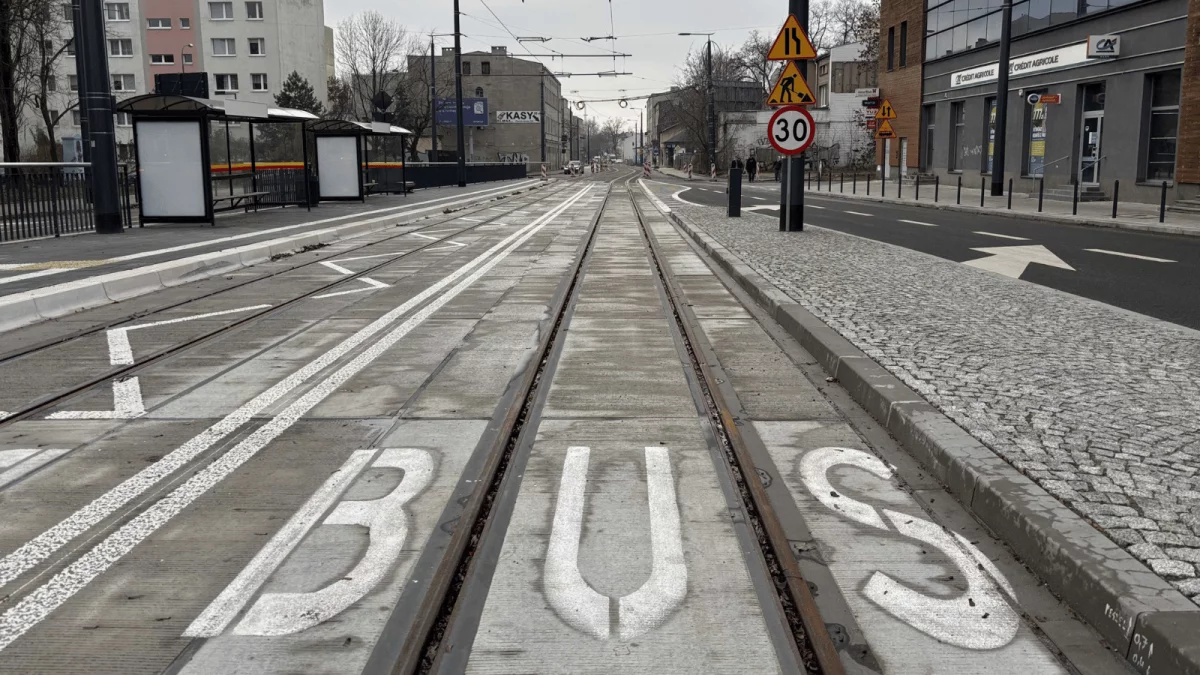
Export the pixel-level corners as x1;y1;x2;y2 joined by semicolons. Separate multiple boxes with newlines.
324;0;789;127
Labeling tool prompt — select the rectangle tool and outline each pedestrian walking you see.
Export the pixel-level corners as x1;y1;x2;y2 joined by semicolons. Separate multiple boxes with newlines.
746;156;757;183
773;160;781;182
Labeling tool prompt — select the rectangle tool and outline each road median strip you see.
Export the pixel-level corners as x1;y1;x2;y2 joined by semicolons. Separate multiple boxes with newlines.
638;183;1200;675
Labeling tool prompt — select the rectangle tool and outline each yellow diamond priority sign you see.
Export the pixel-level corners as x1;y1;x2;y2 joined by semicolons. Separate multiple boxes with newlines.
767;15;818;60
767;61;815;106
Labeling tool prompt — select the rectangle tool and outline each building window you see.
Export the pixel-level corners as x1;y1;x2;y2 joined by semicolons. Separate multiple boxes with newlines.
475;86;483;97
181;17;191;28
209;2;233;19
115;112;132;127
886;26;894;71
49;109;60;124
214;73;238;92
108;38;133;56
248;37;265;55
147;17;171;28
949;101;965;170
183;53;193;65
72;110;82;126
462;61;471;75
251;73;268;91
1026;94;1048;176
68;74;78;91
104;2;129;21
111;74;135;91
984;97;996;173
61;4;72;20
481;61;490;75
925;0;1006;60
246;1;263;19
150;53;174;65
820;62;829;75
47;76;56;92
818;84;828;107
1145;70;1180;181
899;21;908;67
66;39;75;56
212;38;235;56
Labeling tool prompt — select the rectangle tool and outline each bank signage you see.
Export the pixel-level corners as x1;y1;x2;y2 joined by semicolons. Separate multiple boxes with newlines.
496;111;542;123
949;43;1090;88
1087;35;1120;57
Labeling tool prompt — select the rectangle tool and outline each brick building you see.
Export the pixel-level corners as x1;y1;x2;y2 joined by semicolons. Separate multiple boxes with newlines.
881;0;1200;204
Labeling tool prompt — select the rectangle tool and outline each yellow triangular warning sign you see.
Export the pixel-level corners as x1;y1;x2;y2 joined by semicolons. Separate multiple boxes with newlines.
874;99;897;119
874;119;897;139
767;61;815;106
767;15;817;60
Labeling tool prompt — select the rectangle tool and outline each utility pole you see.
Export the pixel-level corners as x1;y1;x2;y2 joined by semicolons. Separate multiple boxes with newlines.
990;0;1014;196
430;36;438;163
781;0;806;231
70;0;90;163
453;0;466;187
76;0;122;233
707;37;717;169
539;75;546;163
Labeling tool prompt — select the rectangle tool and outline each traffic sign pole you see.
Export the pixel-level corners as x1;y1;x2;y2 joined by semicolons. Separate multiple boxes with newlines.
782;1;808;232
991;0;1014;196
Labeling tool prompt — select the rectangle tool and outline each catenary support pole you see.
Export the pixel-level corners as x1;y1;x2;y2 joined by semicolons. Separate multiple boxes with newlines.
430;36;438;162
539;76;546;164
990;0;1013;196
453;0;466;187
79;0;121;233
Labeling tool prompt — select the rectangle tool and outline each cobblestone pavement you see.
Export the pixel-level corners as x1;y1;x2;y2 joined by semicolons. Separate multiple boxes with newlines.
673;201;1200;602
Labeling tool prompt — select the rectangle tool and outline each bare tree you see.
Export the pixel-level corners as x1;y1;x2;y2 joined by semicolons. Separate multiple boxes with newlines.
335;11;408;122
0;0;47;160
397;40;456;161
31;3;75;161
670;42;745;167
851;0;882;64
736;31;781;97
595;116;627;155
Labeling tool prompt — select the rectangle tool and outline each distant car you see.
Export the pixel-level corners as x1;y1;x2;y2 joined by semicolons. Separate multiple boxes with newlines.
564;160;581;174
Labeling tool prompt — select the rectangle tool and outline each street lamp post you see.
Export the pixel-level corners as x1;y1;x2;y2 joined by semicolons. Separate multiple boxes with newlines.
181;43;192;73
990;0;1014;196
679;32;717;170
452;0;466;187
74;0;121;233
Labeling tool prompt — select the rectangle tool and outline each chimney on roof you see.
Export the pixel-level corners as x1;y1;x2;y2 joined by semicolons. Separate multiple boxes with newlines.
491;45;507;55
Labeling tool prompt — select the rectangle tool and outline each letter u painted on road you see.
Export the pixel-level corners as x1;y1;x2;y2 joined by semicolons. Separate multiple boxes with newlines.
545;446;687;640
799;447;1020;650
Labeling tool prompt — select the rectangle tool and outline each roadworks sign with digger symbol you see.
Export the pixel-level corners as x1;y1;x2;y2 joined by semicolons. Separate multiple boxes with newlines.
767;61;815;106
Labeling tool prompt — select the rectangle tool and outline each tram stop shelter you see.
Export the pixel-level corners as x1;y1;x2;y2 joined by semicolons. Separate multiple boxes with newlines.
305;120;412;202
117;94;318;225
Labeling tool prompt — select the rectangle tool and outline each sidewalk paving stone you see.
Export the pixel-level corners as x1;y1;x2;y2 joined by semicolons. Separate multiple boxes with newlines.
671;200;1200;604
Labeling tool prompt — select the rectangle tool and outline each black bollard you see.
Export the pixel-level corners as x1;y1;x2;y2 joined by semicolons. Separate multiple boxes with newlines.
728;165;743;218
1160;181;1168;223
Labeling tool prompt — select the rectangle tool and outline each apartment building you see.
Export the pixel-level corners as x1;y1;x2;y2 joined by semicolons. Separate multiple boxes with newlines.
17;0;327;160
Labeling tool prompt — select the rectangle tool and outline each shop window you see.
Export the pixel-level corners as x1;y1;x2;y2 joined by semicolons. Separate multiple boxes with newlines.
949;101;965;170
1145;70;1180;181
1025;93;1047;176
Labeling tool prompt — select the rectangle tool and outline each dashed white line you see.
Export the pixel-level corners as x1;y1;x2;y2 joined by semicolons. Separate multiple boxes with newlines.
974;231;1029;241
808;205;826;210
749;196;766;200
1083;249;1176;262
899;219;937;227
844;211;873;217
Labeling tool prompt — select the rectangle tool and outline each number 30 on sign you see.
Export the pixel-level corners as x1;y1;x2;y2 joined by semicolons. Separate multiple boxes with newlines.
768;105;815;155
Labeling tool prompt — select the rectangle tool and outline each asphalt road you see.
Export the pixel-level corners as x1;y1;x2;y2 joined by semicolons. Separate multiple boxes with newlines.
652;175;1200;330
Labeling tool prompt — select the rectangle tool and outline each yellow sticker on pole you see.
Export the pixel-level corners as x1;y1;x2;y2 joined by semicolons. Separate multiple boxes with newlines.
767;61;816;106
767;15;818;60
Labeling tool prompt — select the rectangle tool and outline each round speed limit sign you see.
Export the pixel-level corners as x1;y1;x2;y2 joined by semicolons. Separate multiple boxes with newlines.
768;105;815;156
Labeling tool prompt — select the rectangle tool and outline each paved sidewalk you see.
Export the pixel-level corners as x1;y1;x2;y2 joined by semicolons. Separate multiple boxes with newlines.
657;195;1200;603
656;166;1200;238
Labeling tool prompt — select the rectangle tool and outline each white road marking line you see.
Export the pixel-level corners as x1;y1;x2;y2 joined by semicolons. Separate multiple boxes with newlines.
964;244;1074;279
0;185;594;649
899;219;937;227
423;245;464;253
669;189;702;207
0;181;538;287
742;205;777;212
748;196;766;200
46;304;271;420
457;217;484;222
412;233;466;247
333;252;403;264
974;231;1029;241
409;232;440;241
844;210;873;217
808;205;826;209
235;448;433;636
184;449;377;637
318;260;355;276
0;449;71;490
545;446;686;641
1083;248;1176;263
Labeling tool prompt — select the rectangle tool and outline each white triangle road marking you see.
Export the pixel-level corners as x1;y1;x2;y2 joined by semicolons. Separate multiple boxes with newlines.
964;244;1075;279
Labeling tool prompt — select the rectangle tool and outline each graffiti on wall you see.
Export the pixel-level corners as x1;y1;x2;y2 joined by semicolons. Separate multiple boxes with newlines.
498;152;530;164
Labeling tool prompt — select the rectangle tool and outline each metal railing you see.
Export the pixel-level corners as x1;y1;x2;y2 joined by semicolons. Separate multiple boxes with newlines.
0;162;135;242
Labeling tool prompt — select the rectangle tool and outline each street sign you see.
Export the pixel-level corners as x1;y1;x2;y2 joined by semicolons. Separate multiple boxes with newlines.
767;61;815;106
767;15;817;60
767;106;815;155
874;119;897;139
862;97;882;108
874;99;897;119
1039;93;1061;104
866;119;878;129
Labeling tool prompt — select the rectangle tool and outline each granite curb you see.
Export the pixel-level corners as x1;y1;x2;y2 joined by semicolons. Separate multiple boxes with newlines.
654;195;1200;675
0;183;544;334
654;167;1200;239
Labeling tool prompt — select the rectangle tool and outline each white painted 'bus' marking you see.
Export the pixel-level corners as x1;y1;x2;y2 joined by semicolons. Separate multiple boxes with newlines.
545;446;687;640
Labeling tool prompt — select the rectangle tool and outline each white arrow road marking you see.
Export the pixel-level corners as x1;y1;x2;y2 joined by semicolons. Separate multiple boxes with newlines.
235;448;433;636
411;232;466;247
974;231;1029;241
1084;248;1176;263
0;184;593;652
318;260;355;275
0;449;71;490
184;449;376;637
315;260;389;299
545;446;687;640
799;447;1020;650
963;244;1075;279
46;304;272;420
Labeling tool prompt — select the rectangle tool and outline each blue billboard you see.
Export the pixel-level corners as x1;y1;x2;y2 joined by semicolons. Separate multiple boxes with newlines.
436;98;488;126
